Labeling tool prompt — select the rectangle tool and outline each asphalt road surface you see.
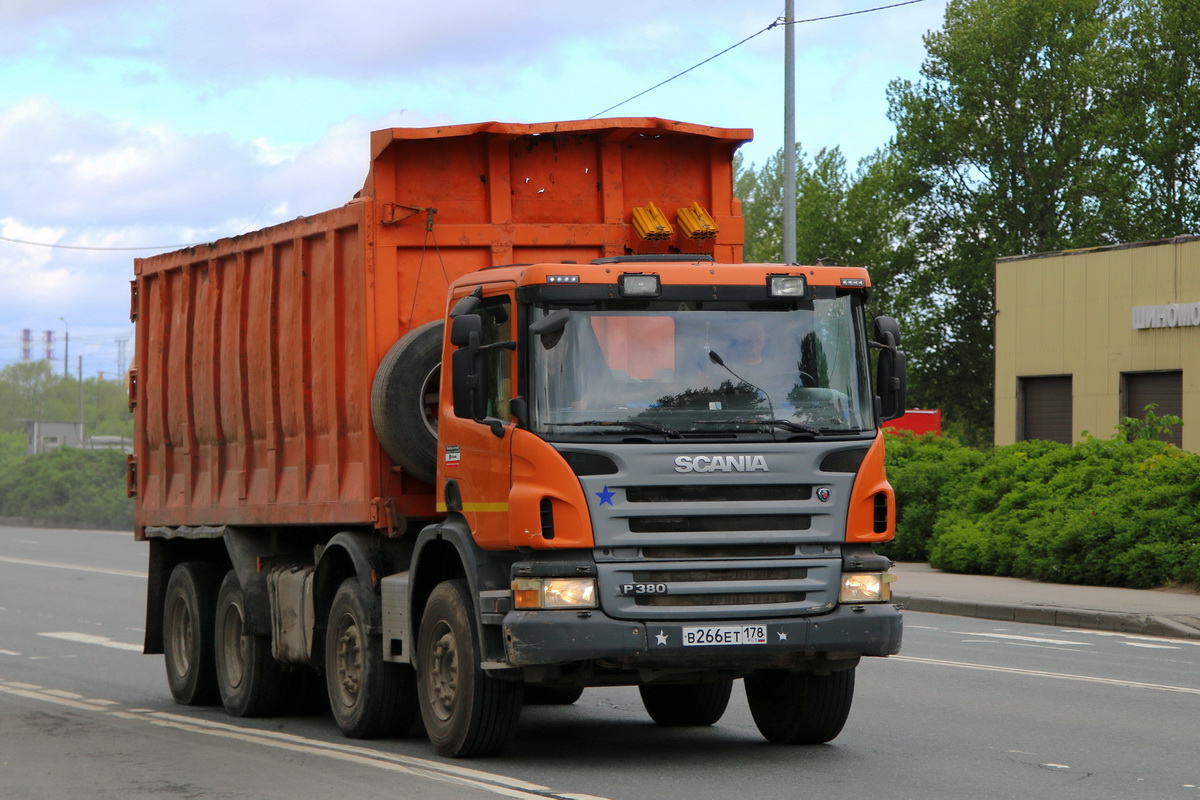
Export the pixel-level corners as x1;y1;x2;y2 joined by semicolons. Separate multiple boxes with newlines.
2;524;1198;799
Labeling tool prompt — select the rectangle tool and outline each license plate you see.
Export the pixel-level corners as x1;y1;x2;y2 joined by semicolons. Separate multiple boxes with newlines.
682;625;768;646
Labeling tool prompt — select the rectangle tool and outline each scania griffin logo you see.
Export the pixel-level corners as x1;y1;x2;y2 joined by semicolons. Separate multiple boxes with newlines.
674;455;769;473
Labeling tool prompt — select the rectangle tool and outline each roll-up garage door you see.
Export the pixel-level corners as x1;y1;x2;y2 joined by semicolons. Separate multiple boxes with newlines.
1123;371;1183;447
1019;375;1073;444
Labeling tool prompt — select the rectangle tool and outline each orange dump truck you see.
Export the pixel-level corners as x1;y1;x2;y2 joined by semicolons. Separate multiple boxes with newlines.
130;118;906;757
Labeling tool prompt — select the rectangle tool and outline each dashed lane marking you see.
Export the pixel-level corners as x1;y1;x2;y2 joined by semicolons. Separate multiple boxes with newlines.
894;655;1200;695
38;632;143;652
0;555;143;579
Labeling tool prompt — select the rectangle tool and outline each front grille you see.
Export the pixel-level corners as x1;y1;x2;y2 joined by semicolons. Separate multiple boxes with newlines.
629;514;810;533
599;557;839;621
626;484;811;503
637;567;808;582
637;592;806;606
640;544;797;559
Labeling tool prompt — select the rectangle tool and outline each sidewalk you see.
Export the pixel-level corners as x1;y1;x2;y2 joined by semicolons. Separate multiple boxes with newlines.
891;562;1200;640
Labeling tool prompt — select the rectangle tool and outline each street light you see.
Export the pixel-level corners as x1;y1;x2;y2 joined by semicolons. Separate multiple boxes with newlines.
59;317;69;377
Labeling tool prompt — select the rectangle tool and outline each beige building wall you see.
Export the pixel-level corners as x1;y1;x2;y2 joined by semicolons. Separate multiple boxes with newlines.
995;235;1200;450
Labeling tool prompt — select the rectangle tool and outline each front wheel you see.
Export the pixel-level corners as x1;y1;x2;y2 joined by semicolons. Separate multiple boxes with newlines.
214;570;290;717
416;580;522;757
744;667;855;744
638;680;732;726
325;578;419;739
163;562;222;706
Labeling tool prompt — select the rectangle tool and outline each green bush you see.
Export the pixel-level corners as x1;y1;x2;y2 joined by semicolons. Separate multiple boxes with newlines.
0;448;132;530
884;430;1200;589
881;431;986;561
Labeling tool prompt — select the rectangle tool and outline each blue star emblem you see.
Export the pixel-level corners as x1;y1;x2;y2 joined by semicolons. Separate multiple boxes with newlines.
595;485;615;506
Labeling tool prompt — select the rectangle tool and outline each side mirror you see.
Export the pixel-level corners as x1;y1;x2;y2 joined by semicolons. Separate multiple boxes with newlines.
450;314;484;420
873;316;907;422
873;316;901;349
452;347;486;420
450;314;482;348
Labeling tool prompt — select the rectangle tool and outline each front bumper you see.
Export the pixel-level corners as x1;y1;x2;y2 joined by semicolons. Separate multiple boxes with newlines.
502;602;902;667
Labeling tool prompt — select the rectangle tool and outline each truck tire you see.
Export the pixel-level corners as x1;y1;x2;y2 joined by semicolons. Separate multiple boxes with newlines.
163;562;222;706
638;680;733;726
214;570;290;717
371;320;443;485
416;579;522;757
523;686;584;705
744;667;855;744
325;578;419;739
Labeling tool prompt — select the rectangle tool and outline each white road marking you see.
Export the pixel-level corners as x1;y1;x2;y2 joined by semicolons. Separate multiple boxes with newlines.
0;555;143;579
39;632;143;652
1068;630;1200;648
959;640;1089;653
894;655;1200;695
0;650;21;656
953;631;1093;646
1126;642;1182;650
0;678;618;800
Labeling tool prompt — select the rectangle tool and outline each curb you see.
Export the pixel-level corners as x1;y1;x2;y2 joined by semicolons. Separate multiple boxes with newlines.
894;594;1200;641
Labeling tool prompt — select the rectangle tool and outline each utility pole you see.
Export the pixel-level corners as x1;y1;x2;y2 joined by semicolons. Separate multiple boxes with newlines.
116;337;128;377
59;317;69;377
783;0;797;265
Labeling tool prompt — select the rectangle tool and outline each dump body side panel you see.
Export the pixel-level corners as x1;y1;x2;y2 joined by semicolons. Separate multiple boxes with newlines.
131;202;424;531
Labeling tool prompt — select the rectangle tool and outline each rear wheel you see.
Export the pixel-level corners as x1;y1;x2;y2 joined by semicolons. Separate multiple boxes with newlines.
163;562;222;706
416;580;522;757
744;667;855;744
214;570;291;717
325;578;419;738
638;680;733;726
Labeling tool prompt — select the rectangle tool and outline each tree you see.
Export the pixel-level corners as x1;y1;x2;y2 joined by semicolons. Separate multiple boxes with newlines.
886;0;1122;440
0;361;132;438
1105;0;1200;238
736;145;915;323
735;0;1200;443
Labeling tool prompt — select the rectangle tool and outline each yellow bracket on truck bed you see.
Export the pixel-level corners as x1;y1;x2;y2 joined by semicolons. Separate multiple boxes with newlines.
632;202;673;241
677;201;719;240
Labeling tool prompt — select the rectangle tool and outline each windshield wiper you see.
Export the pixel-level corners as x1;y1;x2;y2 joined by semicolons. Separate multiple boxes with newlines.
693;418;823;436
551;420;684;438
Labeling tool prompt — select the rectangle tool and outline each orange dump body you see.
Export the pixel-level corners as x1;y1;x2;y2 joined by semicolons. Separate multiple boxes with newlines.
129;118;751;536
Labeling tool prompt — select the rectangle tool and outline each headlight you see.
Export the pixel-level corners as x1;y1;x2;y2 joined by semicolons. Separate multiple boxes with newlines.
839;572;894;603
512;577;598;609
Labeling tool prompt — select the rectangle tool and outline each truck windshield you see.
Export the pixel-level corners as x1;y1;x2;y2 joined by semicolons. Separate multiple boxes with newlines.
528;296;875;438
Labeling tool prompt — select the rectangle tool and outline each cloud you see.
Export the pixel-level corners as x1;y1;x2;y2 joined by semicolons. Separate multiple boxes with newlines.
0;98;443;367
3;0;775;86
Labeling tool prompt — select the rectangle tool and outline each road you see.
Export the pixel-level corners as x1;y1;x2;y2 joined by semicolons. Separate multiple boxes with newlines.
2;524;1199;799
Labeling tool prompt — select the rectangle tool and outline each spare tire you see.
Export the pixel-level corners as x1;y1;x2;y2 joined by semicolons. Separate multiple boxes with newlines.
371;320;444;485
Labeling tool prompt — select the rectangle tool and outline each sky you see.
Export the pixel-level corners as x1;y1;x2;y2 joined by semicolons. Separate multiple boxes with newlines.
0;0;949;380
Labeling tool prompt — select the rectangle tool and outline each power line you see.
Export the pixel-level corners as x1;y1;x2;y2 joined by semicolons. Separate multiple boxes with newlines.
589;22;781;119
0;234;198;252
589;0;933;119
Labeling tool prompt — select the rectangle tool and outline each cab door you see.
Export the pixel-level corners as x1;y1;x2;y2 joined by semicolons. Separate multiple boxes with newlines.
437;286;517;549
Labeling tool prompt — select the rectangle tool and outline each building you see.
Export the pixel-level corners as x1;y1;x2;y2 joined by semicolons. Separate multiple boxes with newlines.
23;421;133;455
25;420;84;455
994;235;1198;449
